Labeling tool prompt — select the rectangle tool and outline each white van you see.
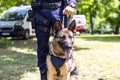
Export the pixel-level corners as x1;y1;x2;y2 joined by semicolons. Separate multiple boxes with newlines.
0;5;35;39
71;15;86;34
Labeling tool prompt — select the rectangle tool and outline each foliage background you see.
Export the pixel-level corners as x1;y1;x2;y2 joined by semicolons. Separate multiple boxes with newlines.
0;0;120;34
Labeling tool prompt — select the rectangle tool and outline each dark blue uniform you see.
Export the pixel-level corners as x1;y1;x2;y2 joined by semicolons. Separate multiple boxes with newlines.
33;0;77;80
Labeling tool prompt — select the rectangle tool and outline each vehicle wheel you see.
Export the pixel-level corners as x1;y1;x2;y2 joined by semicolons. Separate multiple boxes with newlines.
23;30;30;39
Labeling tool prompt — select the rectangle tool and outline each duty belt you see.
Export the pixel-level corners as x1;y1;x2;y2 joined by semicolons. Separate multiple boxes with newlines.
32;2;62;10
42;2;62;9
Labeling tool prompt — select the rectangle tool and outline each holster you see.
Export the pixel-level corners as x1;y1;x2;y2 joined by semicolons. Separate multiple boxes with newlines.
28;10;36;29
28;1;41;29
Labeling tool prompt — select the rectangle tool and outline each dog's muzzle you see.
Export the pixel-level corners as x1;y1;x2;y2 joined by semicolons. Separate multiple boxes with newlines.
63;43;73;50
63;43;73;59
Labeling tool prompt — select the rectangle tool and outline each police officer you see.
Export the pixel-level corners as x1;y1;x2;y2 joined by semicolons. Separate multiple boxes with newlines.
31;0;77;80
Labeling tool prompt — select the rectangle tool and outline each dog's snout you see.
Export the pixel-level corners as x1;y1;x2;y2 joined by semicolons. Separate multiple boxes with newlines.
64;43;72;49
67;45;72;49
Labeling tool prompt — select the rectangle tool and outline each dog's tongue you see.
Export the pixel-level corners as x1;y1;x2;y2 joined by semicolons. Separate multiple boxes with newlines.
64;50;71;59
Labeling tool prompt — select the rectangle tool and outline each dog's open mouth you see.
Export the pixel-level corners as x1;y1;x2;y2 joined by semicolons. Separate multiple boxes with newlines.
63;44;73;59
64;49;72;59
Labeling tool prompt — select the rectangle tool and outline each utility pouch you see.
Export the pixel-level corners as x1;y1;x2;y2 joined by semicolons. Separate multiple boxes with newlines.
28;10;36;29
28;10;34;19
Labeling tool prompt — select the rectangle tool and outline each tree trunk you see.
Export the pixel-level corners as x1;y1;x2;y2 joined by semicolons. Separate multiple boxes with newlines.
89;7;94;34
114;26;119;34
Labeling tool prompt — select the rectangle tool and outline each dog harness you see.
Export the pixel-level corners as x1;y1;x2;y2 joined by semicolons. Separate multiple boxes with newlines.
50;55;66;77
50;54;79;77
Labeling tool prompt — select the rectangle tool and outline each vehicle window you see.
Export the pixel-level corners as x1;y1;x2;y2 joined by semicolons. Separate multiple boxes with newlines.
0;10;27;21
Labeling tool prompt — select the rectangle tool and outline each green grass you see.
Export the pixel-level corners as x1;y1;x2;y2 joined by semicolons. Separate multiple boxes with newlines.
0;37;14;48
74;34;120;80
0;35;120;80
0;38;39;80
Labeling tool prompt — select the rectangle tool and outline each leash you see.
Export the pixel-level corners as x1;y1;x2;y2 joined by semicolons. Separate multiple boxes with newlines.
62;15;70;28
62;15;65;26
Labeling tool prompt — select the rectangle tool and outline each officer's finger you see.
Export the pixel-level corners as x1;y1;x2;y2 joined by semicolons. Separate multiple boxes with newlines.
63;9;66;14
66;10;72;15
63;9;70;15
67;10;72;15
63;6;74;15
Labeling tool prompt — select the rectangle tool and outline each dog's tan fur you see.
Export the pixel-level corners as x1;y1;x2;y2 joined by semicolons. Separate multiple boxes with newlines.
47;20;80;80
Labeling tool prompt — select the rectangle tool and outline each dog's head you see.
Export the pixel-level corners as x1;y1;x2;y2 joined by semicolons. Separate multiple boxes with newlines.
52;20;76;59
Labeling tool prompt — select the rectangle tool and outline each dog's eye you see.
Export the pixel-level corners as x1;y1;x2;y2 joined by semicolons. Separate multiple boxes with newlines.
69;36;73;39
58;36;65;40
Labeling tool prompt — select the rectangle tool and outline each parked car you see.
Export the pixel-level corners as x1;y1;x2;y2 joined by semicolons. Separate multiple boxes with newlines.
0;5;35;39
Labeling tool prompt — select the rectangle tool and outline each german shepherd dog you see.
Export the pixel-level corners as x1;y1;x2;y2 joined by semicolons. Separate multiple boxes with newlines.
46;20;80;80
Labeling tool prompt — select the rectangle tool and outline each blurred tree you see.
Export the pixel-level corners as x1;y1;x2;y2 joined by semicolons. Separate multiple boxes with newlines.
77;0;102;34
0;0;32;12
77;0;120;34
0;0;120;34
102;0;120;34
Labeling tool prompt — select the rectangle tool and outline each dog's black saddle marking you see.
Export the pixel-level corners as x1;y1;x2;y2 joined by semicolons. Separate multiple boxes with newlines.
50;55;66;77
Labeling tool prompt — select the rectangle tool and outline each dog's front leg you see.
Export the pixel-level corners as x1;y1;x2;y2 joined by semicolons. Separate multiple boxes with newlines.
47;72;54;80
62;73;70;80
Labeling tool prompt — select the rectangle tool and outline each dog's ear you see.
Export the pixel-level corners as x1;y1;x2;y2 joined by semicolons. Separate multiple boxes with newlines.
68;20;76;32
54;20;62;34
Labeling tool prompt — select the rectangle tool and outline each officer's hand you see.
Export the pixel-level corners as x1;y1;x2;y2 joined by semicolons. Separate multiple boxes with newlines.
63;6;75;16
